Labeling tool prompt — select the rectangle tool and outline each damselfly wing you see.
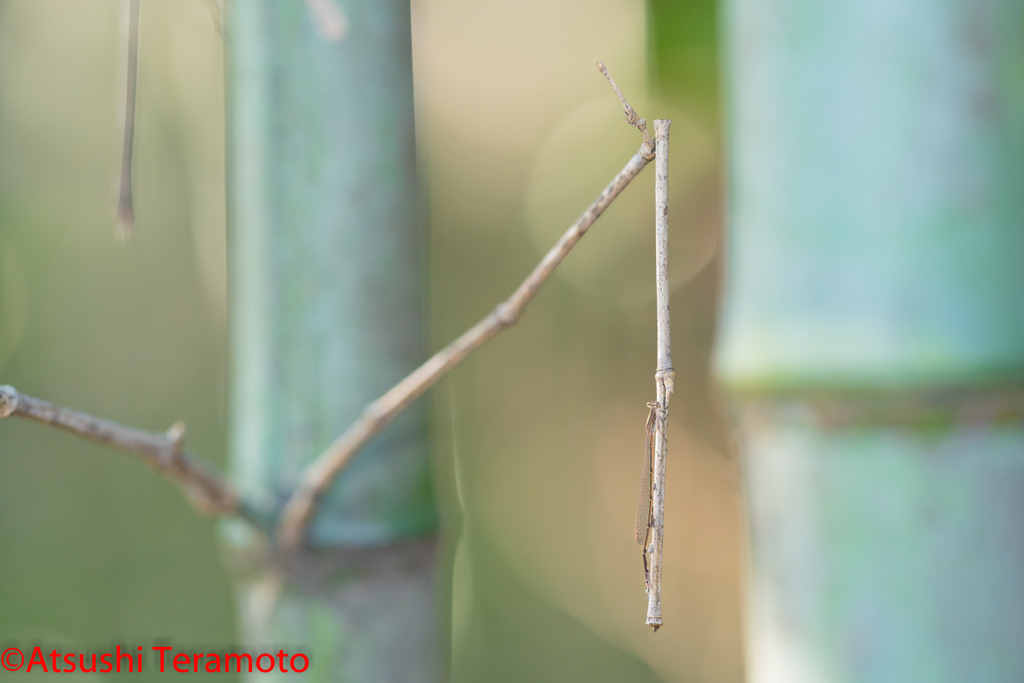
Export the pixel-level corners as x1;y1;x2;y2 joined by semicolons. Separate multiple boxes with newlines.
634;402;658;547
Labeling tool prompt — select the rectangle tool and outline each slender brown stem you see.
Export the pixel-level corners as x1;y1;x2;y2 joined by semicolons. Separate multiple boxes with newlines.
115;0;140;239
0;385;249;522
596;62;653;148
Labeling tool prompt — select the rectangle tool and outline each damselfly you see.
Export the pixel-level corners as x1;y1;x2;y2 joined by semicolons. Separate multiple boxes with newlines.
636;401;661;592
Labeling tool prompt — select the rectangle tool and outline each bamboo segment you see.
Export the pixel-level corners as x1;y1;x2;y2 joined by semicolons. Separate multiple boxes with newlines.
719;0;1024;679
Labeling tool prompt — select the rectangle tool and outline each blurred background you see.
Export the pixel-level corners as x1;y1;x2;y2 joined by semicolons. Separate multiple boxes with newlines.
0;0;737;681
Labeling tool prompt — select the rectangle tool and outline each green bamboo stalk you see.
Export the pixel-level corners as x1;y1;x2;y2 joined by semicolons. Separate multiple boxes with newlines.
718;1;1024;681
225;1;439;680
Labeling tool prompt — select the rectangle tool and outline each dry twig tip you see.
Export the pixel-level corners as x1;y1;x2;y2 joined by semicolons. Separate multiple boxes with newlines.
115;0;140;239
596;62;653;150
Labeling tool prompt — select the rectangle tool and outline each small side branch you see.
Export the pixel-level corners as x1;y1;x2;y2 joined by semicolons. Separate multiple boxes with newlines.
278;142;656;552
597;62;653;150
0;385;240;518
646;119;673;631
115;0;140;239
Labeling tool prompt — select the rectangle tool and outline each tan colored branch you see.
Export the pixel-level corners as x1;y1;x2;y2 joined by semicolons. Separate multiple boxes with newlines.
0;385;241;518
646;119;673;631
278;138;657;552
115;0;140;239
596;62;653;149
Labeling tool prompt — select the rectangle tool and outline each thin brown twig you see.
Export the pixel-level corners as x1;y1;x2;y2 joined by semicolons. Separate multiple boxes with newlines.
278;118;657;552
115;0;140;239
596;62;653;149
0;385;248;521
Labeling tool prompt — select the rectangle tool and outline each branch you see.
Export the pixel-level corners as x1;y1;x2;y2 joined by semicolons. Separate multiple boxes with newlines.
115;0;140;239
0;385;245;520
278;140;657;553
646;119;673;631
596;62;653;149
